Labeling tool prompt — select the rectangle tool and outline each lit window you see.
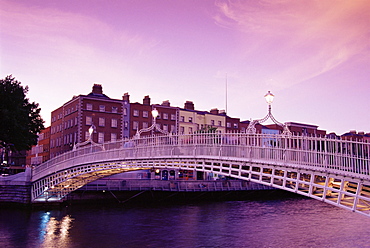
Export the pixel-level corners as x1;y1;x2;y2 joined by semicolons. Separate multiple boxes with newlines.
99;117;105;127
233;123;238;129
133;110;139;117
188;117;193;123
86;103;92;110
227;122;231;128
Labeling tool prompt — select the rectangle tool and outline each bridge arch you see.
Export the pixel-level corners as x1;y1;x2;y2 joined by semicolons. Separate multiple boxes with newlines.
31;133;370;217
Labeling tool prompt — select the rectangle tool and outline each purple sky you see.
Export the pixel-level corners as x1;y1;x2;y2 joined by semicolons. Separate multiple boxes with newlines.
1;0;369;134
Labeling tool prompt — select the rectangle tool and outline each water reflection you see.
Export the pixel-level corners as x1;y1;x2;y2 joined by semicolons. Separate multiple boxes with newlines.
38;211;73;248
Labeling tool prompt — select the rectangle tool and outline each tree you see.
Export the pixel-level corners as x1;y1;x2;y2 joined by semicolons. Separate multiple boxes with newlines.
0;75;44;156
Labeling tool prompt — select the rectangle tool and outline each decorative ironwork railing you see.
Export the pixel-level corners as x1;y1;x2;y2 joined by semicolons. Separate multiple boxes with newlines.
32;133;370;182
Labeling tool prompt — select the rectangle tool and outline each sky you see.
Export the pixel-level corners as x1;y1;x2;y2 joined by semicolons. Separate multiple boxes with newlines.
1;0;369;135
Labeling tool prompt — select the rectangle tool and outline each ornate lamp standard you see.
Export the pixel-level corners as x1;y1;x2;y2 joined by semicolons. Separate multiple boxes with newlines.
246;91;291;135
135;108;168;138
73;124;105;150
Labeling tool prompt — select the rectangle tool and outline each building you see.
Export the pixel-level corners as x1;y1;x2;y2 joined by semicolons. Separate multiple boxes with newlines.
153;100;179;134
50;84;124;158
26;127;50;166
265;122;326;137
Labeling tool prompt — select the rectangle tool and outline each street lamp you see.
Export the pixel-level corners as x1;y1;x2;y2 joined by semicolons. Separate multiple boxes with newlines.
264;91;274;105
73;124;105;151
246;91;291;135
135;108;168;138
88;125;94;141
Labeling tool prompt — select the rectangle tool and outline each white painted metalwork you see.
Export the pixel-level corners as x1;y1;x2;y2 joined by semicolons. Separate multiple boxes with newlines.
31;132;370;217
246;91;291;135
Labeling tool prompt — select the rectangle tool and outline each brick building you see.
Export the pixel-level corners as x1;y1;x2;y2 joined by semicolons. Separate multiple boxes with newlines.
50;84;124;158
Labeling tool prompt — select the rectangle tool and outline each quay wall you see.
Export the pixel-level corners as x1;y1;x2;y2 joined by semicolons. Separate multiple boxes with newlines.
0;169;32;205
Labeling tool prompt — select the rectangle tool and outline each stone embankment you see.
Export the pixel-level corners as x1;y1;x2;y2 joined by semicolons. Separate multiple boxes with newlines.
0;168;31;205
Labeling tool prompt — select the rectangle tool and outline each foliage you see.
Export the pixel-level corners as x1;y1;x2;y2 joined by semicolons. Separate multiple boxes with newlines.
0;75;44;151
195;126;218;133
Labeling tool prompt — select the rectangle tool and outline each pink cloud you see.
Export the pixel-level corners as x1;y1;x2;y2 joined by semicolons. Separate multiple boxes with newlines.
214;0;370;88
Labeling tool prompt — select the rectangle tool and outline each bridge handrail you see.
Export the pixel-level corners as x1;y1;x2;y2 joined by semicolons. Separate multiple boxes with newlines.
32;132;370;181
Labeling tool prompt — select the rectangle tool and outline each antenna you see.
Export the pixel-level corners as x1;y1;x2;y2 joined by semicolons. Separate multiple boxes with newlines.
225;73;228;114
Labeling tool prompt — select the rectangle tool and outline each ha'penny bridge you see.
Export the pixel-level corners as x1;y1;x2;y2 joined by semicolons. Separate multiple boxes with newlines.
30;132;370;217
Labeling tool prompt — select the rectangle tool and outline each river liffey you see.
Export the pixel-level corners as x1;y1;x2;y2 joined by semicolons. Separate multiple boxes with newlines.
1;197;370;248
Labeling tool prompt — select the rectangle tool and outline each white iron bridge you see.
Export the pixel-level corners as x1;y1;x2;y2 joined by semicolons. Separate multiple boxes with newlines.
31;132;370;217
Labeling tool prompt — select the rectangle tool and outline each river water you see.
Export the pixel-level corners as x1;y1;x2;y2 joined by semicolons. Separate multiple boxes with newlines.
1;197;369;248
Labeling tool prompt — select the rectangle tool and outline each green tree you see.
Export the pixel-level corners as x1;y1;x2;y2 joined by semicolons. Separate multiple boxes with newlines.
0;75;44;155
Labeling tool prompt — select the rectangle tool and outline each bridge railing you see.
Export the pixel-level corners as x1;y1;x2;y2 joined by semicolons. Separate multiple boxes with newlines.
32;132;370;181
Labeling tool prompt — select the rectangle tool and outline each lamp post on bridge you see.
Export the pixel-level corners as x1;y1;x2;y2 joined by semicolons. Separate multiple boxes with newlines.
246;91;291;135
135;108;168;138
73;124;105;151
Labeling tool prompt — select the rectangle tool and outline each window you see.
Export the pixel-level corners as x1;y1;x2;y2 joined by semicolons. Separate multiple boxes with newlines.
111;133;117;142
133;110;139;117
99;105;105;112
99;117;105;127
163;124;168;132
124;121;128;130
227;122;231;128
85;131;90;141
189;127;193;134
111;118;118;128
133;121;139;130
143;111;148;118
218;121;222;127
143;122;148;129
163;113;168;120
188;117;193;123
211;120;215;126
180;126;185;133
98;132;104;143
171;114;176;120
180;116;185;122
123;108;127;116
171;125;175;133
86;116;92;125
112;106;118;113
86;103;92;110
233;123;238;129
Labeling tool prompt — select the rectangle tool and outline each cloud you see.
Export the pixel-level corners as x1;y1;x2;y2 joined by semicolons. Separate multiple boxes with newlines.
0;0;158;60
214;0;370;88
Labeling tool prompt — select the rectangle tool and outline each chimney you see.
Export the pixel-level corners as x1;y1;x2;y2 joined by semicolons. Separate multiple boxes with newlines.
143;95;151;105
92;84;103;94
210;108;219;115
123;92;130;103
184;101;194;110
162;100;170;107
